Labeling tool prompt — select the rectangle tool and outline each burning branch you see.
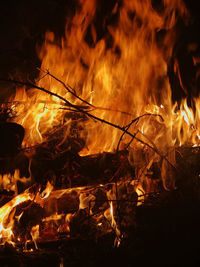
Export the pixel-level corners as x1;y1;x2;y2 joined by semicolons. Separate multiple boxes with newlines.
39;69;142;117
0;79;88;111
39;69;94;108
116;113;163;151
0;78;176;170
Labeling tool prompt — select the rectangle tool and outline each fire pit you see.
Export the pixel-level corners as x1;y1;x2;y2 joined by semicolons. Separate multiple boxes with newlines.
0;0;200;265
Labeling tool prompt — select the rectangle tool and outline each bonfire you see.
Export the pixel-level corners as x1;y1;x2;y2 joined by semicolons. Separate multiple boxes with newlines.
0;0;200;265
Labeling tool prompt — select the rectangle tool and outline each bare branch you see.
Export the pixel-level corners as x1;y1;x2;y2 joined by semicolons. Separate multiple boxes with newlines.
116;113;163;151
0;78;176;170
39;69;94;108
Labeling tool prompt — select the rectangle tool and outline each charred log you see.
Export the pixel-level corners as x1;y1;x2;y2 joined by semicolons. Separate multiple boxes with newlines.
30;149;133;189
13;201;44;241
41;189;80;216
0;122;24;157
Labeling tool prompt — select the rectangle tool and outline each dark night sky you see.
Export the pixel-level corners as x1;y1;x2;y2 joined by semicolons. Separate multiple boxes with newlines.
0;0;76;99
0;0;200;101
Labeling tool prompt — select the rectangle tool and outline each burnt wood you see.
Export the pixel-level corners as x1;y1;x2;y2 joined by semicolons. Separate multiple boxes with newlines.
0;122;24;157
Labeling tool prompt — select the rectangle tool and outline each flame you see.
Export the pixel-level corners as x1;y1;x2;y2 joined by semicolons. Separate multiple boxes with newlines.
104;189;121;245
39;181;54;199
0;192;34;245
7;0;196;196
2;0;200;248
135;183;145;206
9;0;193;156
0;169;31;193
30;224;39;250
79;192;95;211
0;181;125;247
110;202;114;221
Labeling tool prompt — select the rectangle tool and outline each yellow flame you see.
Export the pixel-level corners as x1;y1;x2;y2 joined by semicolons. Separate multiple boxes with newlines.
110;201;114;227
30;224;39;250
2;0;198;245
0;192;33;245
40;181;54;199
135;184;145;206
8;0;191;156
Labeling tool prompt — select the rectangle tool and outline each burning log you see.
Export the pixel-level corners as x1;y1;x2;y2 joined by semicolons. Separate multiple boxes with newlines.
40;188;80;216
13;201;44;242
0;178;139;247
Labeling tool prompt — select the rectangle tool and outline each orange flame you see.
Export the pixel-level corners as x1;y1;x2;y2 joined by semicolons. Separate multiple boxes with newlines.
135;183;145;206
2;0;199;247
0;192;33;245
9;0;192;156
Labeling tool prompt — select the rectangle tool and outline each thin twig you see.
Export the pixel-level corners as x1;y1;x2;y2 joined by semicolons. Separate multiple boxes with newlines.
35;72;49;83
138;130;161;152
116;113;163;151
40;69;94;108
0;78;176;170
124;130;139;150
43;69;161;118
123;113;164;128
0;79;88;111
116;120;139;152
